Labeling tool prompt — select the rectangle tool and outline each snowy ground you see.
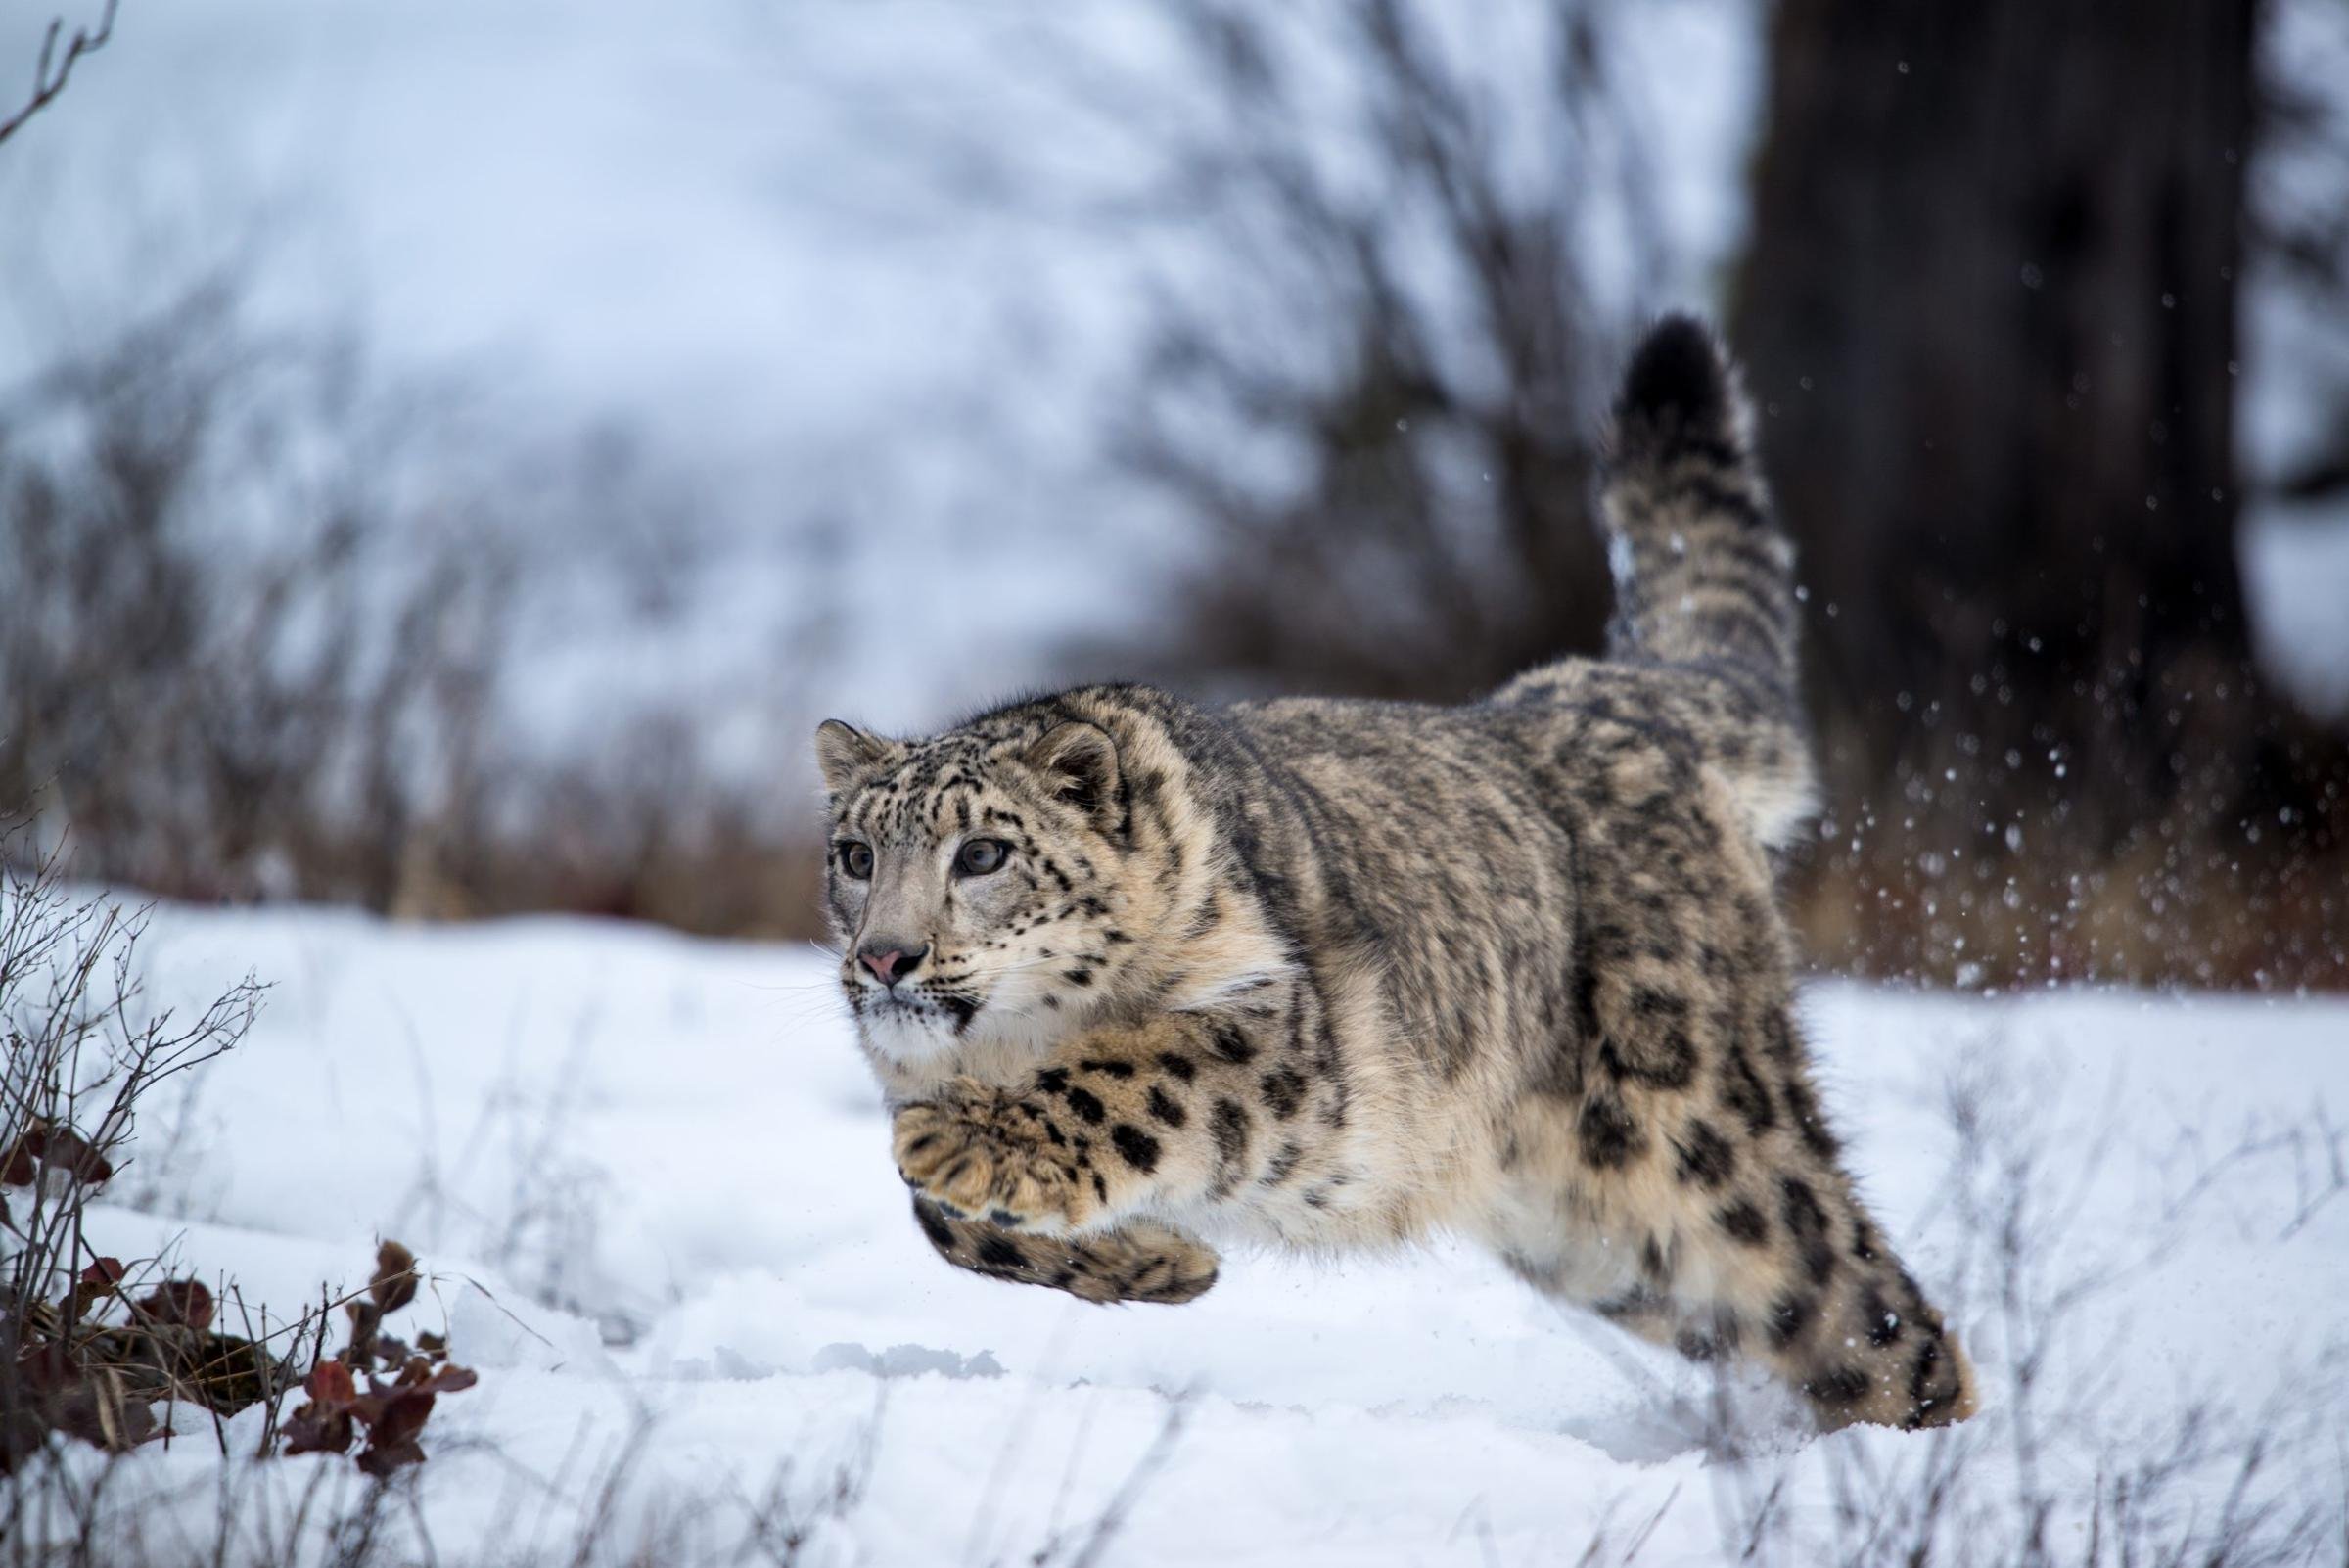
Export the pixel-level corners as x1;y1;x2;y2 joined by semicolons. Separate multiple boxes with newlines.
23;902;2349;1564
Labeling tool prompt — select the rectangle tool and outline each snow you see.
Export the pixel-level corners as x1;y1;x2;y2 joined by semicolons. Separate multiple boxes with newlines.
24;901;2348;1563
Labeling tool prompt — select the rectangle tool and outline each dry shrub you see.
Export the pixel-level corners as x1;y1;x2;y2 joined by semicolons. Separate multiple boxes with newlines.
0;820;267;1471
0;820;477;1494
0;274;829;942
0;275;508;910
1784;730;2349;990
1085;0;1660;699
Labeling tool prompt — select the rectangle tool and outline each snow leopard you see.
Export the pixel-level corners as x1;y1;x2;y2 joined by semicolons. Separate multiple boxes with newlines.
814;317;1977;1431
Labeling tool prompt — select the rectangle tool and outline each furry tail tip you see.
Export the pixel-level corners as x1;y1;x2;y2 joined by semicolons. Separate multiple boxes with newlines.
1610;313;1746;460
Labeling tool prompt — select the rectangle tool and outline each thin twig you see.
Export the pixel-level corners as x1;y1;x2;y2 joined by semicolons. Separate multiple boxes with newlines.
0;1;119;148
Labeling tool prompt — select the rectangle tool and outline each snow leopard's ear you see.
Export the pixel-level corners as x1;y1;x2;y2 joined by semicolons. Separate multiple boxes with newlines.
814;720;897;796
1022;721;1122;830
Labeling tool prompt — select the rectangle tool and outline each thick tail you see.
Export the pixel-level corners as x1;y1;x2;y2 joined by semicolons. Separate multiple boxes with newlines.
1602;316;1797;688
1600;316;1815;843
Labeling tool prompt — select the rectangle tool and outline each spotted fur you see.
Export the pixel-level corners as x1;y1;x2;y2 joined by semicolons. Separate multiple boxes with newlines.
816;316;1976;1431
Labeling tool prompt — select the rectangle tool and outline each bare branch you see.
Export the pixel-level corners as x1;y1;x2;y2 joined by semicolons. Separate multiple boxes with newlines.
0;0;118;150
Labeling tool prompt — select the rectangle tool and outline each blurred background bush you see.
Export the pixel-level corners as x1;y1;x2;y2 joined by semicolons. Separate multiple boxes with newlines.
3;0;2344;987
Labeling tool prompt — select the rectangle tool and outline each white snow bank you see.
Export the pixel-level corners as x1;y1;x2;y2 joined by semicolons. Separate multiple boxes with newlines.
14;902;2344;1564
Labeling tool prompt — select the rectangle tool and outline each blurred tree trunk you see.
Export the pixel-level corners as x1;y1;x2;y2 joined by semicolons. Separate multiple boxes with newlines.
1733;0;2288;842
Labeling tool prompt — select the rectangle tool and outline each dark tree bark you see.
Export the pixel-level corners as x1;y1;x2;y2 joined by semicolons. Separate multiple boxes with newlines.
1735;0;2348;983
1737;0;2270;822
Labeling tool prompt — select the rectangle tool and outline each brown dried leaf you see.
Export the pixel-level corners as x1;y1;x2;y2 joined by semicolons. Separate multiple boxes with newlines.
68;1257;126;1321
305;1359;356;1406
370;1241;418;1314
415;1329;447;1362
282;1402;354;1456
277;1318;477;1472
135;1279;215;1331
392;1360;477;1397
343;1299;384;1367
283;1359;359;1456
0;1133;35;1186
22;1126;114;1186
355;1434;427;1477
353;1360;476;1474
365;1385;436;1451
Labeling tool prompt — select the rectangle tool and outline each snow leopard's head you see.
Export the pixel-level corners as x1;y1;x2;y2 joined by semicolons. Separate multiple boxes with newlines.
813;700;1169;1067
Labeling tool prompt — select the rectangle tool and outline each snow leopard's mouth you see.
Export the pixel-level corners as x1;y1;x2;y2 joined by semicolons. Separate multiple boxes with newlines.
851;984;983;1038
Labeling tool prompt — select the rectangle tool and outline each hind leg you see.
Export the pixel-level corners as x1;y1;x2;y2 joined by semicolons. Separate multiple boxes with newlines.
1491;1146;1973;1432
1497;773;1974;1429
1698;1153;1977;1431
1497;1160;1975;1432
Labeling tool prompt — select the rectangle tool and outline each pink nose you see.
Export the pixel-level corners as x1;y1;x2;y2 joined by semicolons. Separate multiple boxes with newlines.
859;945;926;985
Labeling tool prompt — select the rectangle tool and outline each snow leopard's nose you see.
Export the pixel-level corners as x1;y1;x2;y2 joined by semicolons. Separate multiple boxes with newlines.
859;943;928;987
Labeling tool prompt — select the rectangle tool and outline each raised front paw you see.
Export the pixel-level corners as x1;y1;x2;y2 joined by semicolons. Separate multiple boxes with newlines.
1082;1220;1221;1305
912;1198;1221;1305
893;1081;1094;1233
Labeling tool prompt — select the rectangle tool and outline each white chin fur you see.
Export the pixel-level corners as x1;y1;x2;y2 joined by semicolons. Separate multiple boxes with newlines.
857;1006;958;1064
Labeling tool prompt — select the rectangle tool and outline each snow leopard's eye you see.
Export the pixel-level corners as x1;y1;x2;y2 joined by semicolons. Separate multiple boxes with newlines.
954;838;1009;877
837;841;874;880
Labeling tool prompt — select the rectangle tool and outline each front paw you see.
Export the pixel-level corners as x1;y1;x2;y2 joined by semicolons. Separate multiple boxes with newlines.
893;1083;1091;1232
1093;1221;1221;1305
